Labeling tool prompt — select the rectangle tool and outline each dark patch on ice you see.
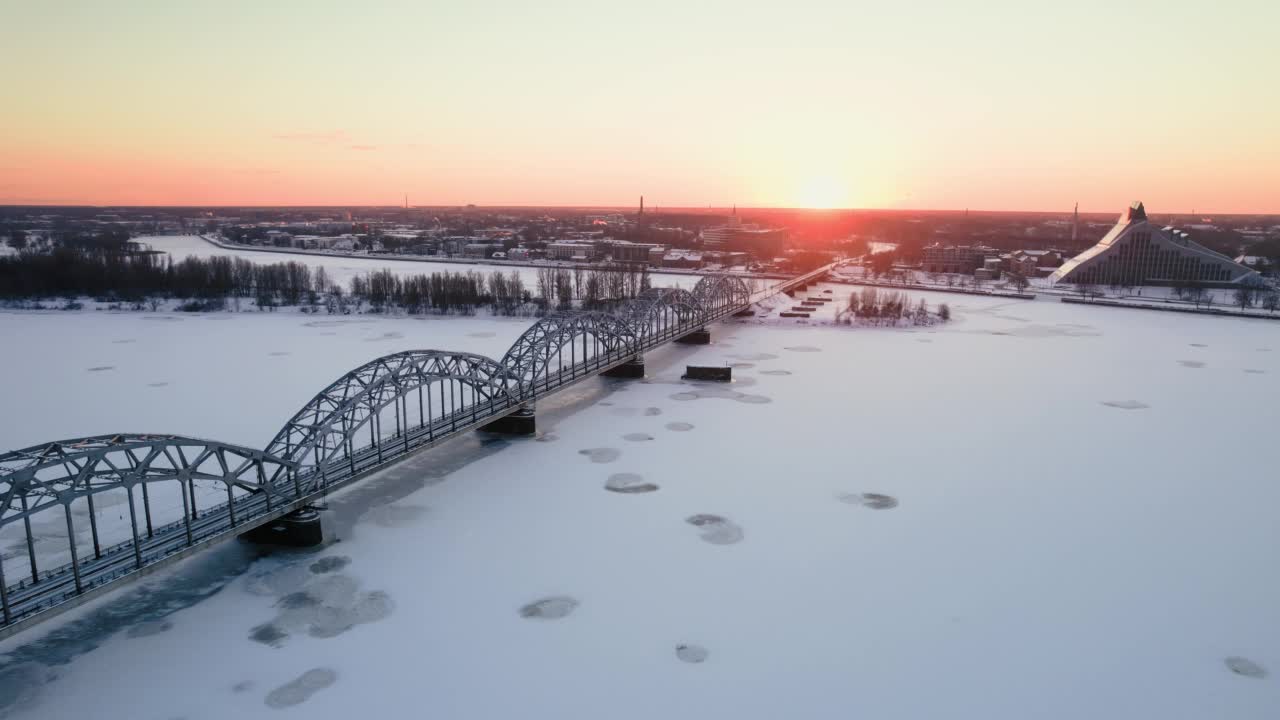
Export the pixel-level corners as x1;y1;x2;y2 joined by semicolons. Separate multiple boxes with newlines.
304;319;375;327
309;556;351;574
597;401;615;406
125;619;173;638
477;436;510;449
670;387;771;404
730;362;755;369
1224;656;1267;679
268;351;292;357
111;338;136;344
251;568;394;644
86;366;115;372
643;407;662;416
838;493;899;510
535;432;559;442
0;663;54;716
605;473;659;494
1189;343;1208;348
623;433;654;442
730;352;779;361
519;596;578;620
249;623;288;647
278;591;320;610
759;370;792;376
467;331;497;338
676;644;709;663
1243;369;1267;374
665;422;694;432
264;668;337;709
998;324;1101;338
1258;348;1272;352
1177;360;1206;368
232;680;255;693
1100;400;1150;410
142;316;183;322
784;345;822;352
578;448;621;464
319;331;337;336
0;540;264;700
361;504;427;528
365;331;404;342
685;514;744;544
147;381;170;387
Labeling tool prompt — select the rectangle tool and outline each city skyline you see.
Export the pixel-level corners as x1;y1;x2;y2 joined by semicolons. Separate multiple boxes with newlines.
3;0;1279;212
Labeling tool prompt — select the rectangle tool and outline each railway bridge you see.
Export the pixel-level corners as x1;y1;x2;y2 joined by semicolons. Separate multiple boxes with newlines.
0;267;831;639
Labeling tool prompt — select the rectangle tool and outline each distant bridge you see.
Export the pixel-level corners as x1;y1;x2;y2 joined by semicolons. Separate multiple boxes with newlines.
0;268;831;638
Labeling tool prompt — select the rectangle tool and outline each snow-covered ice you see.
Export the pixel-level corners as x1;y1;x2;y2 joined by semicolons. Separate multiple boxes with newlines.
0;284;1278;719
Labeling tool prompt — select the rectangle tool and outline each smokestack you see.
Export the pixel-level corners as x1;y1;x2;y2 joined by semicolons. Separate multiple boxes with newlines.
639;195;644;216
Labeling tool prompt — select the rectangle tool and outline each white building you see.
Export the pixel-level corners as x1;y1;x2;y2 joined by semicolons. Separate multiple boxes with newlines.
1048;202;1258;287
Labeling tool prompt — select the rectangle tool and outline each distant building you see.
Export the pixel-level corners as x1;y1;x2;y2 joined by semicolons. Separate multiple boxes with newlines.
922;244;999;274
1006;249;1065;278
662;250;703;268
700;212;786;255
1048;202;1258;287
546;242;595;261
604;241;662;264
507;247;531;261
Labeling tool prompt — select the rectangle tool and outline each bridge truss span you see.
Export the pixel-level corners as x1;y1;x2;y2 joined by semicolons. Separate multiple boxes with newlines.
0;270;827;637
265;350;521;481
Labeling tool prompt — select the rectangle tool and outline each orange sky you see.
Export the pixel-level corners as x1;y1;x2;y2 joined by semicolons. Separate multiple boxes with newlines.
3;1;1278;213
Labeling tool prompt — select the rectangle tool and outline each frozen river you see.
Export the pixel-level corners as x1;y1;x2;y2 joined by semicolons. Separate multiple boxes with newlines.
0;286;1277;719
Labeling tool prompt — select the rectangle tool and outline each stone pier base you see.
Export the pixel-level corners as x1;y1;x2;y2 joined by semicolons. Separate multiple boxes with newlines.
602;357;645;378
675;328;711;345
243;508;324;547
480;407;537;435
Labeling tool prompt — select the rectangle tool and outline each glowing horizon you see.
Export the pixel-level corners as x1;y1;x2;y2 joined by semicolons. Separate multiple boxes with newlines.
2;1;1278;213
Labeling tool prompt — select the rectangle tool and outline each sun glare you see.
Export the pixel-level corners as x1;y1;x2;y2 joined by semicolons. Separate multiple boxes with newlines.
796;177;848;209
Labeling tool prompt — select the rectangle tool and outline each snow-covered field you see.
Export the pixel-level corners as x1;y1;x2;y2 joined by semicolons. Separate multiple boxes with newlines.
1;286;1278;719
143;235;704;291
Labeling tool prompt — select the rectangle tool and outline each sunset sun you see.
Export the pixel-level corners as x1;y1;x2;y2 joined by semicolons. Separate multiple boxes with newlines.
796;177;848;209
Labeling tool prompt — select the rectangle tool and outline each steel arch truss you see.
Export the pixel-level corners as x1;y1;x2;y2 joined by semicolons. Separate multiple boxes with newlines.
500;312;639;397
618;288;705;342
0;434;291;527
265;350;520;478
692;275;752;316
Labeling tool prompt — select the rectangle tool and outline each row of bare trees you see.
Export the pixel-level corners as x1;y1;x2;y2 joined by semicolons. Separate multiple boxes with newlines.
835;287;950;326
535;263;652;310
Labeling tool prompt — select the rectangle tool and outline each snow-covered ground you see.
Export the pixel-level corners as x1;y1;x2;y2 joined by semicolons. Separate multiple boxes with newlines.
1;286;1278;719
143;235;705;291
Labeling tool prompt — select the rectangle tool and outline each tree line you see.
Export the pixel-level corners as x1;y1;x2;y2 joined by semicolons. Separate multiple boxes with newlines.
835;287;950;326
0;247;660;315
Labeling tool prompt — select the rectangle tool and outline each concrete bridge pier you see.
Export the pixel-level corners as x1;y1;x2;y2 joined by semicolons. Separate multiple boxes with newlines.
675;328;711;345
242;507;324;547
602;356;645;378
480;406;537;435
